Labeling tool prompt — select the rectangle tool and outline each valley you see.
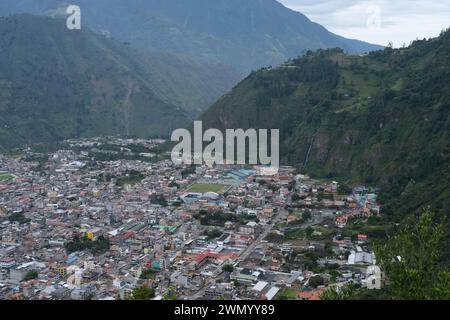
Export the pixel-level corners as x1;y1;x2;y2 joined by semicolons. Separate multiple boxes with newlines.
0;0;448;303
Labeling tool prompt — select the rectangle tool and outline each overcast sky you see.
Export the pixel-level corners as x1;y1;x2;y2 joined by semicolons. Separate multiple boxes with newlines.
278;0;450;47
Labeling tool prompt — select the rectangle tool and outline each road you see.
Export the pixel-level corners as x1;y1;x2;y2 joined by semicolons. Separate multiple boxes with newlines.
235;208;289;264
188;208;289;299
187;208;328;299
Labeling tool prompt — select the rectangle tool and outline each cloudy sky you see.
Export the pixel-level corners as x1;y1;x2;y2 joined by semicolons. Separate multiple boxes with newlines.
278;0;450;47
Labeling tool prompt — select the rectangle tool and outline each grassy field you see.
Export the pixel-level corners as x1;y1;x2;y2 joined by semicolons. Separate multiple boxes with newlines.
285;228;305;241
0;174;14;181
186;183;230;194
276;289;300;300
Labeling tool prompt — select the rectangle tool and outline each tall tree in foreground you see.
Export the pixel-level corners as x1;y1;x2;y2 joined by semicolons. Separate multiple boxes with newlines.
322;209;449;300
375;209;449;300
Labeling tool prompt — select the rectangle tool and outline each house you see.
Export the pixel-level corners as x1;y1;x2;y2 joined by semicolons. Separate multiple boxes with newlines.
298;289;324;300
230;268;260;284
348;251;375;265
239;221;258;234
357;234;368;243
264;287;280;300
252;281;269;292
0;257;15;269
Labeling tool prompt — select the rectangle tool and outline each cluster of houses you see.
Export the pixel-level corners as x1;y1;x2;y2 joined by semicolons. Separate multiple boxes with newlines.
0;138;381;300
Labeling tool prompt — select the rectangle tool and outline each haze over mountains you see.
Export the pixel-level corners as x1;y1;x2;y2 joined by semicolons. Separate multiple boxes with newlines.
0;0;386;151
0;0;383;73
0;14;240;149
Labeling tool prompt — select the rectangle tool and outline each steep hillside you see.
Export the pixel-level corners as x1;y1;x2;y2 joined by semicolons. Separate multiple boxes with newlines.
0;14;240;149
125;51;241;116
0;0;383;72
201;30;450;219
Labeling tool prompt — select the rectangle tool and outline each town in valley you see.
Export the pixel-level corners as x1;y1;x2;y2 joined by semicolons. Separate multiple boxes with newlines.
0;137;383;300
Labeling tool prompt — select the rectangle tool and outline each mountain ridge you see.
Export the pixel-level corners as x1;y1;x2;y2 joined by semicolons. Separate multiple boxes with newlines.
200;29;450;219
0;0;383;73
0;14;239;148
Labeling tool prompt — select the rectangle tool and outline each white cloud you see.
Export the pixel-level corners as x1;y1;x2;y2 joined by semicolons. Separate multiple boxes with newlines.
277;0;450;47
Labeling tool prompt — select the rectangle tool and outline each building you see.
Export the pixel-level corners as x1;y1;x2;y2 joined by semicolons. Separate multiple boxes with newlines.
348;251;375;265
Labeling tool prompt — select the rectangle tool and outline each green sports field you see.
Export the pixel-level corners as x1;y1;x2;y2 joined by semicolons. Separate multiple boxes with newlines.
185;183;230;194
0;174;14;181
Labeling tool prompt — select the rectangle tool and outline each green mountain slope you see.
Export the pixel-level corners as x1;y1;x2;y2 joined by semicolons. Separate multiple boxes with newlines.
0;0;383;73
201;30;450;220
125;50;241;116
0;14;240;148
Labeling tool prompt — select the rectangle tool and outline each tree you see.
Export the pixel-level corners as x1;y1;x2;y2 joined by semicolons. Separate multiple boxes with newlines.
8;213;31;224
204;228;223;240
328;269;340;283
321;283;357;300
337;184;352;195
305;226;314;238
308;275;324;288
65;235;110;255
375;209;450;300
222;264;234;273
150;194;168;207
163;290;178;300
302;211;312;221
85;293;95;300
132;285;155;300
140;268;156;280
172;200;182;207
320;283;389;300
24;270;38;281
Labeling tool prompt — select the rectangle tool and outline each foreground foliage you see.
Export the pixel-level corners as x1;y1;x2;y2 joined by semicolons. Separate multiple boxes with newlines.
322;210;449;300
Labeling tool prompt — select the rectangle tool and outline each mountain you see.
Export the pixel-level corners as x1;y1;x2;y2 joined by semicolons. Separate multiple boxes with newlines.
0;0;383;73
201;29;450;220
0;14;240;149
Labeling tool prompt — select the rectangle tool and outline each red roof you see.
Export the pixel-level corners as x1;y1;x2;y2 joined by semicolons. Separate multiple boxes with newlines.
299;289;324;301
122;231;135;240
194;251;237;264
